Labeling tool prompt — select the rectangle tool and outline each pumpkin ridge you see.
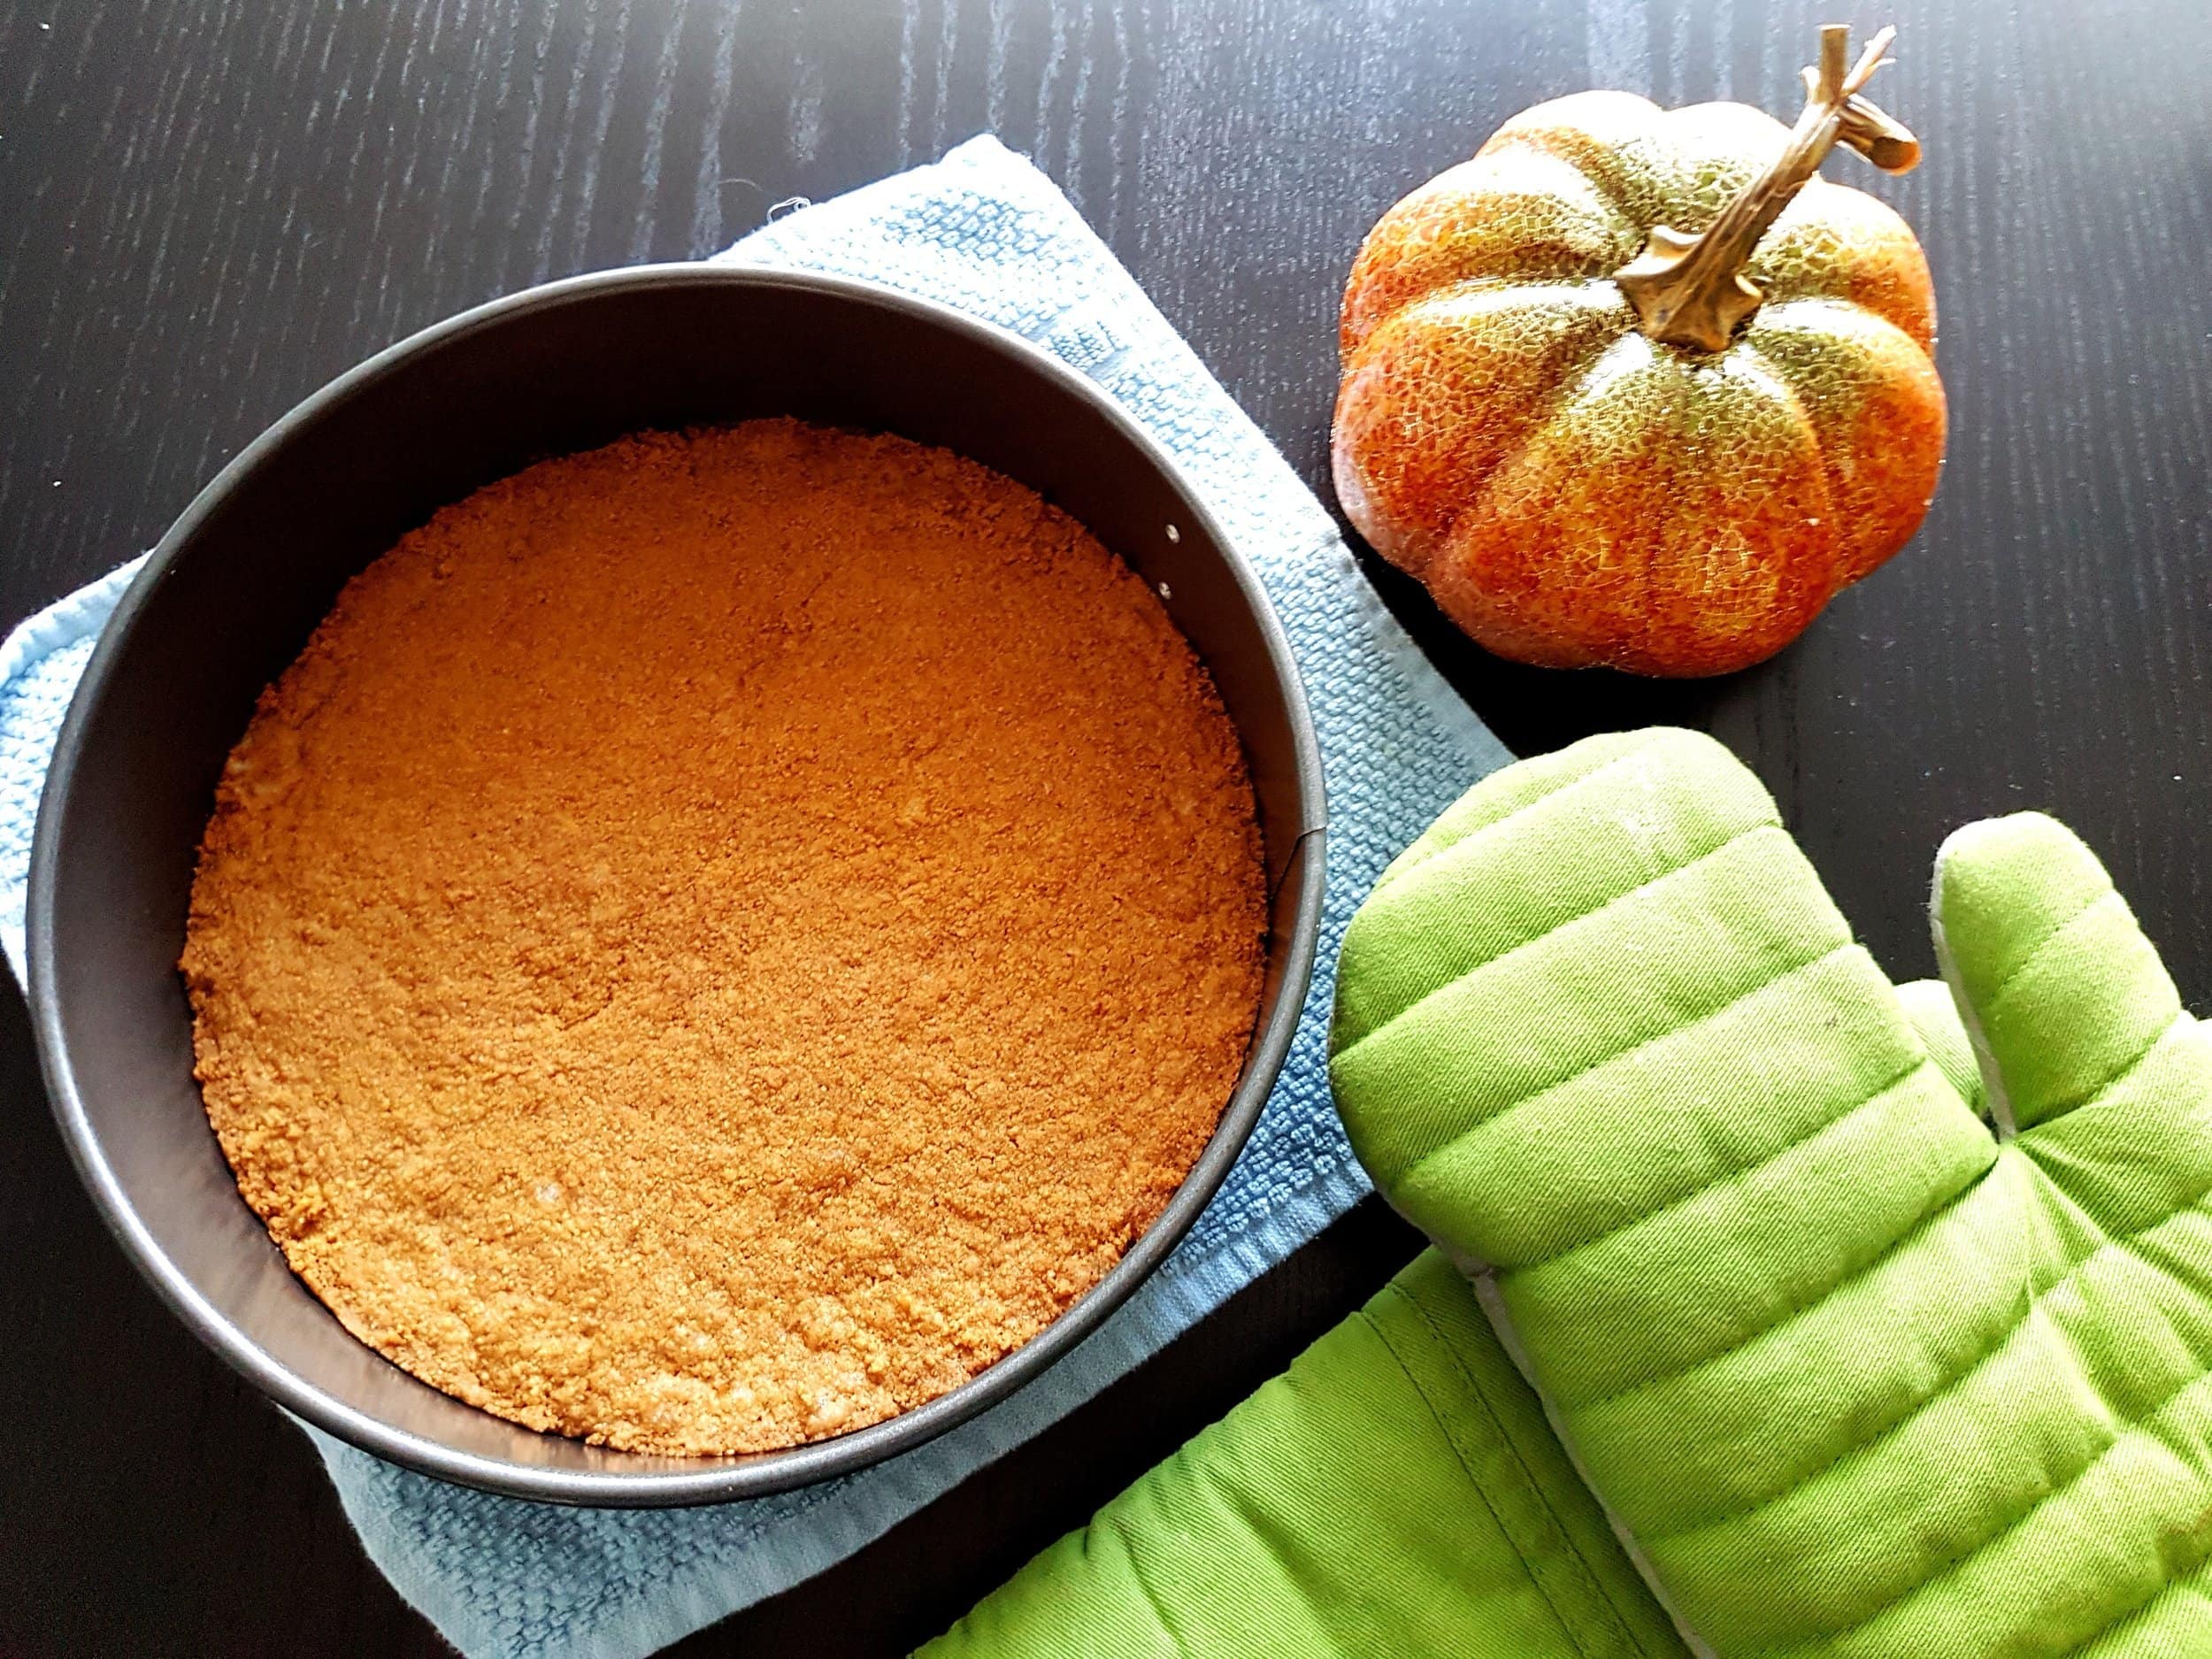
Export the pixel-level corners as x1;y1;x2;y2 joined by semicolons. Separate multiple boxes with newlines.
1647;99;1794;234
1616;346;1838;673
1338;280;1628;570
1436;278;1633;500
1421;331;1670;672
1340;150;1640;356
1440;314;1636;580
1492;333;1678;663
1751;292;1932;350
1732;334;1878;595
1369;273;1623;337
1708;346;1843;611
1739;303;1944;584
1473;90;1667;231
1748;182;1938;345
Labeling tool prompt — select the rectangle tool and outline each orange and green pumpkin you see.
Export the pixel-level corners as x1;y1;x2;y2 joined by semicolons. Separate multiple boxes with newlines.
1333;27;1945;678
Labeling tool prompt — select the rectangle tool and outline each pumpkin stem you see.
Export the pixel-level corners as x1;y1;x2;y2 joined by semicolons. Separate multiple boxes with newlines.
1615;23;1920;354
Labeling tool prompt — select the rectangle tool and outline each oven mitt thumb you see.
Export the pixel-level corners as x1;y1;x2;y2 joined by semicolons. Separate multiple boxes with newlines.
1331;726;2212;1656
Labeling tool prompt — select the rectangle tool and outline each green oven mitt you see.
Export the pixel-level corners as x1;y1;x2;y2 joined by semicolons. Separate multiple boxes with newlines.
926;1245;1683;1658
1332;727;2212;1655
929;726;2212;1656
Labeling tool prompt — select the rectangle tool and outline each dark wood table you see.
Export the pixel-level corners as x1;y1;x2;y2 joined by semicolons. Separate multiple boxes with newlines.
4;0;2207;1652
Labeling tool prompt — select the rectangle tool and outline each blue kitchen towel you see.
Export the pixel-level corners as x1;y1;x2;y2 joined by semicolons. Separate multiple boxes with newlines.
0;134;1508;1659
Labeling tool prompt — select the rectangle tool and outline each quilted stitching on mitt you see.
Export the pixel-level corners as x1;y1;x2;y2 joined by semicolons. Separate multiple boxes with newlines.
1333;726;2212;1657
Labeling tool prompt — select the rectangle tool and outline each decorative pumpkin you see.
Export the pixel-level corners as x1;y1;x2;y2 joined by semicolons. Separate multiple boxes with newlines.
1333;26;1945;677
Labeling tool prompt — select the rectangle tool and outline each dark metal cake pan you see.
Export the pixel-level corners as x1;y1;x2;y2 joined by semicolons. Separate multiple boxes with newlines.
26;265;1325;1506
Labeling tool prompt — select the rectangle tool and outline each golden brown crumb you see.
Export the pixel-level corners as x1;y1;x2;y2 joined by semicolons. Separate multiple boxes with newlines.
180;420;1266;1456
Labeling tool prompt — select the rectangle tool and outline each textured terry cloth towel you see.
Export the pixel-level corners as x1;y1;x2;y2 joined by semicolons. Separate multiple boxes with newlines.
0;134;1509;1659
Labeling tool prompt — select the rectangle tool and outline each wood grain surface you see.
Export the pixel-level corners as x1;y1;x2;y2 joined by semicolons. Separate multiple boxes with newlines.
3;0;2208;1652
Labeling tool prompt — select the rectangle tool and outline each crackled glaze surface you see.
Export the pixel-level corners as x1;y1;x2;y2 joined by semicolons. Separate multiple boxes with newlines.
1334;90;1947;678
